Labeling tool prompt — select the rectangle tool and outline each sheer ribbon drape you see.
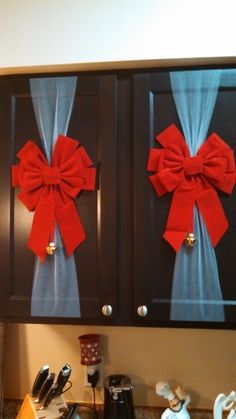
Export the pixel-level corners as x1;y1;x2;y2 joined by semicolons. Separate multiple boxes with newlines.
30;77;81;317
169;70;225;321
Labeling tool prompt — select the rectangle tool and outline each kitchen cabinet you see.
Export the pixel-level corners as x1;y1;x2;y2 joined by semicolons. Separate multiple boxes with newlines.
0;67;236;328
0;73;122;323
132;70;236;328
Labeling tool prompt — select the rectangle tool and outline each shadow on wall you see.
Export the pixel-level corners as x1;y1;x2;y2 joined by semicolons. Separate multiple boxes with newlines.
3;323;31;400
0;323;6;416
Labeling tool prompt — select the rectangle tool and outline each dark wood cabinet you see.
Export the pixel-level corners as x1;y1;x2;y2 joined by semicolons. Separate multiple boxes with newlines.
0;67;236;328
132;70;236;328
0;74;120;323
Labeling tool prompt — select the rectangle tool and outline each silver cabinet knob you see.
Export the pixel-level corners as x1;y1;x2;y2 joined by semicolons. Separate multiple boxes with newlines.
102;304;113;316
137;305;148;317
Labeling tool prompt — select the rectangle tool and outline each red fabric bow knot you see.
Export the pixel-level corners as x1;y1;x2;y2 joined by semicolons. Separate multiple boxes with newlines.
12;135;96;261
183;156;203;175
147;124;235;252
42;166;61;184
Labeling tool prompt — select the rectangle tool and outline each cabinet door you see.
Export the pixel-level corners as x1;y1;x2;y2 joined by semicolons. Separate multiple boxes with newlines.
0;74;118;323
133;71;236;328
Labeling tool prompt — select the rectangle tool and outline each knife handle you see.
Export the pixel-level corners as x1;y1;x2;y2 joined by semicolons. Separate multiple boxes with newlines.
60;403;79;419
55;364;71;397
42;382;59;408
34;372;55;403
31;365;49;397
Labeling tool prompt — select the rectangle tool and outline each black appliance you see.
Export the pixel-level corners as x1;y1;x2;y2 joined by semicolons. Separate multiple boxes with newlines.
103;374;135;419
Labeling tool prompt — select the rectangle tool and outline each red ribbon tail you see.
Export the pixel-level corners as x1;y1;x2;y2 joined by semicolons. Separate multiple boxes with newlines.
197;189;228;246
28;198;55;261
57;201;85;256
163;230;188;252
164;186;195;252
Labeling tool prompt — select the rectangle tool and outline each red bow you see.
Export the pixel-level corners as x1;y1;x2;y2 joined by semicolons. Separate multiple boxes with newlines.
147;124;235;252
12;135;96;261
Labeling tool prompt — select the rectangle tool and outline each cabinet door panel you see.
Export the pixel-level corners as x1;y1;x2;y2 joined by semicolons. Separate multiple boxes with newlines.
0;75;118;322
133;71;236;327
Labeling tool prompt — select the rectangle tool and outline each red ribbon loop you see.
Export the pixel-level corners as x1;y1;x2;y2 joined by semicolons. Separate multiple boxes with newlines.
147;124;235;252
12;135;96;261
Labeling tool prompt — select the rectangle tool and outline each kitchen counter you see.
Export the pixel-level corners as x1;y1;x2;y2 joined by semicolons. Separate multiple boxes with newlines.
3;399;213;419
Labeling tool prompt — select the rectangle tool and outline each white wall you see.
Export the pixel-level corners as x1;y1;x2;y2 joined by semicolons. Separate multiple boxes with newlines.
1;0;236;71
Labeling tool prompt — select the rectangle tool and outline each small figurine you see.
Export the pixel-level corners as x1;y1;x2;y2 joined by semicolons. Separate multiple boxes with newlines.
155;381;191;419
214;391;236;419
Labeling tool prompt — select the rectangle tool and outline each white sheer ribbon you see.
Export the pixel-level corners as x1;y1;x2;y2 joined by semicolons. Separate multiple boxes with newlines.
30;77;81;317
169;70;224;321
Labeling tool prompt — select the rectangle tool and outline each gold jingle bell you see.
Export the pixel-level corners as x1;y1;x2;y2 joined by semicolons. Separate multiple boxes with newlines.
46;242;57;255
184;233;197;248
